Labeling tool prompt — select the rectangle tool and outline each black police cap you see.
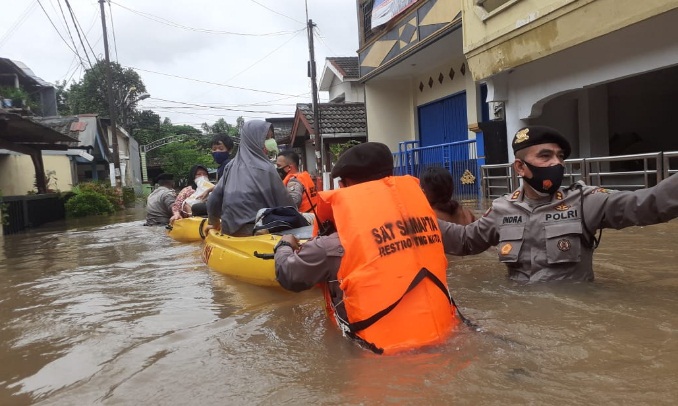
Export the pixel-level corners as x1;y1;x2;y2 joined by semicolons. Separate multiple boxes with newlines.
512;126;571;159
331;142;393;182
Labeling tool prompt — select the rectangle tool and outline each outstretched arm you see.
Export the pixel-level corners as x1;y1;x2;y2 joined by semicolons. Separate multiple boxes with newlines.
591;174;678;230
438;213;499;255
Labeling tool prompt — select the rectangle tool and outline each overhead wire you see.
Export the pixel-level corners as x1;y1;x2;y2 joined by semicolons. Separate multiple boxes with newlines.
60;53;80;82
36;0;83;65
222;28;304;84
0;0;38;48
56;0;90;68
107;0;119;61
146;92;306;109
314;26;338;57
248;0;304;24
126;66;303;97
65;0;99;63
111;1;303;36
148;98;300;115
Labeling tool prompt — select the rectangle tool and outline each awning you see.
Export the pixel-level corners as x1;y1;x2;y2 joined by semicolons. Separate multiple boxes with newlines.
43;148;95;162
0;111;79;150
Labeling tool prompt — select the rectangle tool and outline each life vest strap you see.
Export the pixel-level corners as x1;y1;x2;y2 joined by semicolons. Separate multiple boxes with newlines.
347;267;450;334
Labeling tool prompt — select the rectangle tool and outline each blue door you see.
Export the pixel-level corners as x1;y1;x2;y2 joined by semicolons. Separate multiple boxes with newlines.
418;92;468;147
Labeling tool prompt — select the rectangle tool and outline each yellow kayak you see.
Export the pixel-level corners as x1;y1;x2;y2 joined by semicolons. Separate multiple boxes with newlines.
166;217;207;242
201;227;313;287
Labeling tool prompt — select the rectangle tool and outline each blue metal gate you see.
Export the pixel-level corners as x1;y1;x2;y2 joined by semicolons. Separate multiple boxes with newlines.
394;139;481;199
418;92;468;147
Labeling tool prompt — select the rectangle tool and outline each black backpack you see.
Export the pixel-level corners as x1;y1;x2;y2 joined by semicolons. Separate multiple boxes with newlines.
252;206;309;234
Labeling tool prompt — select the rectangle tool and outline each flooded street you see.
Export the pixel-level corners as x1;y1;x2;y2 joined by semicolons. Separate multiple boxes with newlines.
1;207;677;405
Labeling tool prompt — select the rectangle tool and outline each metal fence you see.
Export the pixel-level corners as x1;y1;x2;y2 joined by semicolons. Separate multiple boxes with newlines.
481;151;677;198
393;139;481;200
663;151;678;179
1;193;66;235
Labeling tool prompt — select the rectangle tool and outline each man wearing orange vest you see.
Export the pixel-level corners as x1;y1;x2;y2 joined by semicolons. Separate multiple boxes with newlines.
274;142;461;354
276;150;318;213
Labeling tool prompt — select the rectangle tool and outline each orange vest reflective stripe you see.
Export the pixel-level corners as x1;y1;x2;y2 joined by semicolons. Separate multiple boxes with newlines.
316;175;458;354
283;171;318;213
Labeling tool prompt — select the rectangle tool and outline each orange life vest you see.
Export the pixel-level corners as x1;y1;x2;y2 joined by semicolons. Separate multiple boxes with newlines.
283;171;318;213
316;175;458;354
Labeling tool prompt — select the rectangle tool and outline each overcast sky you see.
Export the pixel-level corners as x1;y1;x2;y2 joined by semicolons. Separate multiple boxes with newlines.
0;0;359;129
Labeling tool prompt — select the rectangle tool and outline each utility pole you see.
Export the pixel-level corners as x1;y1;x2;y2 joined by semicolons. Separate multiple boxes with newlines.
99;0;122;189
306;2;322;190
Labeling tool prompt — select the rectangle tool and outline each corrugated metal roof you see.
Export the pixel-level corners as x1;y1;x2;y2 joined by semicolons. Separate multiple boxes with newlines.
0;111;79;146
0;58;52;88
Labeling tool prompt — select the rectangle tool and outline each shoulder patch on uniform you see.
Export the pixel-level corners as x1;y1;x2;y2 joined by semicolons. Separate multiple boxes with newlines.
591;187;612;194
510;190;521;200
554;204;569;211
555;191;564;200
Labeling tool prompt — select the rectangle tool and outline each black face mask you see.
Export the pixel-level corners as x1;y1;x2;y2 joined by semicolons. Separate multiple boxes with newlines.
522;161;565;195
277;166;288;179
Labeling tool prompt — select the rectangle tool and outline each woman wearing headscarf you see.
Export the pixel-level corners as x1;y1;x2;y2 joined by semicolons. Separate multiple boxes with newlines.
207;120;294;236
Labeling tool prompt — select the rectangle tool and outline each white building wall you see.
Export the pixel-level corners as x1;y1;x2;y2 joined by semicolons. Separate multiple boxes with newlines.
496;8;678;161
348;81;365;103
327;78;365;103
364;78;415;151
0;154;73;195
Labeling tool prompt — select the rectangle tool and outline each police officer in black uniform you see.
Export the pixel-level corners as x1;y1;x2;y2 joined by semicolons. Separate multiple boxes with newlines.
439;125;678;282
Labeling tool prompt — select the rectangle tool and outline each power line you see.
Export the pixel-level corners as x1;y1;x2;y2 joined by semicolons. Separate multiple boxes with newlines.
314;26;338;57
108;0;119;61
65;0;99;64
248;0;304;24
223;29;303;84
149;98;299;115
60;53;80;82
0;0;38;48
147;93;306;109
111;1;303;36
56;0;89;68
127;66;303;97
36;0;82;61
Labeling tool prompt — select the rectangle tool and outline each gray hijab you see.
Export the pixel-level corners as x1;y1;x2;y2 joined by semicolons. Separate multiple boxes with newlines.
207;120;294;234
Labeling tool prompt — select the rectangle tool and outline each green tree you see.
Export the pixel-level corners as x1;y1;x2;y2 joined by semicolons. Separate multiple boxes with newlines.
54;80;71;116
130;109;162;145
330;140;362;163
157;140;214;183
67;60;147;129
201;117;240;137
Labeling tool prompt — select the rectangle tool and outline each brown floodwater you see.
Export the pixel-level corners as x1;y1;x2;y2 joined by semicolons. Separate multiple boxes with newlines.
1;206;677;405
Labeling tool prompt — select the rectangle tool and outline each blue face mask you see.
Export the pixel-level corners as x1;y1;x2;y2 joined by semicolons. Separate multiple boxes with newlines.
212;151;230;165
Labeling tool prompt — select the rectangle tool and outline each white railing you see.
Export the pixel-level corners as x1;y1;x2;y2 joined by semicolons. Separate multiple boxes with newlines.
481;151;676;197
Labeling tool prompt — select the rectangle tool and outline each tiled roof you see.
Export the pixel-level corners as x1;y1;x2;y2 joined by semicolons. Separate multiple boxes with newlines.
328;57;359;79
266;117;294;144
297;102;366;134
